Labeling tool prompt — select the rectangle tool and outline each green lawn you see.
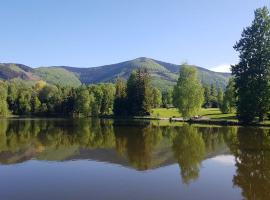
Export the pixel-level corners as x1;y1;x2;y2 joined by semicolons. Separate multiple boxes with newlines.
151;108;236;120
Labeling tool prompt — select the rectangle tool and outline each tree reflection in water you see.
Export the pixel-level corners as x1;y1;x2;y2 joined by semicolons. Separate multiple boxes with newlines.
172;125;205;184
227;127;270;200
1;119;270;197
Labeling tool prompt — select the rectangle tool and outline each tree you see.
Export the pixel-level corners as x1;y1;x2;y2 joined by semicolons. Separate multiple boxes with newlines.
162;89;172;108
7;82;19;113
232;7;270;123
74;86;93;117
203;85;211;108
75;86;93;117
31;94;41;114
100;83;115;115
39;85;61;114
173;66;204;118
113;79;127;116
172;125;205;184
17;90;32;114
151;87;162;108
0;82;9;116
126;69;153;116
217;89;224;108
220;79;236;114
34;80;47;91
210;84;218;107
88;85;103;116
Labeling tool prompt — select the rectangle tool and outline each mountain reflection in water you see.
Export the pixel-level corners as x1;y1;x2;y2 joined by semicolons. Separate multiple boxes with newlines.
0;119;270;200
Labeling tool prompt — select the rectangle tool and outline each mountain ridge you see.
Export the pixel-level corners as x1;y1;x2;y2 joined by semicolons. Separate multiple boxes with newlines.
0;57;231;90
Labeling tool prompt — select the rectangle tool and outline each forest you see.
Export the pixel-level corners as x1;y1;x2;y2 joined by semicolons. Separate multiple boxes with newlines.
0;66;227;118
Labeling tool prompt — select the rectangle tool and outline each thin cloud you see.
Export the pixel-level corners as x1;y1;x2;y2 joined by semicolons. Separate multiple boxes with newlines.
211;64;232;73
211;155;235;166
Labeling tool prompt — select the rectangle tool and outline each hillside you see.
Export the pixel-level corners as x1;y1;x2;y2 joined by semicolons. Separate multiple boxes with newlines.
0;57;230;90
35;67;81;87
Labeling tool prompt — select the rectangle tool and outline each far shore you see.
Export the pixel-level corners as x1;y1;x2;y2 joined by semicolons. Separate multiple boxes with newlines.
5;108;270;127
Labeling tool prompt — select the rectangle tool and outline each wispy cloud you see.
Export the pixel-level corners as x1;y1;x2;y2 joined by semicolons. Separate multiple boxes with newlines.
211;64;232;73
211;155;235;166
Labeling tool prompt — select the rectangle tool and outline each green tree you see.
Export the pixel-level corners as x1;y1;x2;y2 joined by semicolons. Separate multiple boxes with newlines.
210;84;218;107
88;85;103;116
126;69;153;116
173;66;204;118
39;85;61;114
113;79;127;116
74;86;93;117
162;89;172;108
31;94;41;114
232;7;270;123
217;89;224;108
100;83;115;115
203;85;211;108
151;87;162;108
172;125;205;184
220;79;236;114
0;82;9;116
17;90;32;114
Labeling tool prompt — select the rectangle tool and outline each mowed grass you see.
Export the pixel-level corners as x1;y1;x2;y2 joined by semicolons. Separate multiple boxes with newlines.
151;108;237;120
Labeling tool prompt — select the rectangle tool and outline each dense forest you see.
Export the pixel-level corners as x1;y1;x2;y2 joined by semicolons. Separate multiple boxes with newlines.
0;66;226;118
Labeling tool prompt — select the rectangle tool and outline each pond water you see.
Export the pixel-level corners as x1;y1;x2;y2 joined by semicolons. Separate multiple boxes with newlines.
0;119;269;200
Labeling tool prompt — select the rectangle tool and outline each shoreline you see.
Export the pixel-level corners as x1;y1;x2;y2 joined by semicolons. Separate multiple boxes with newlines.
3;115;270;127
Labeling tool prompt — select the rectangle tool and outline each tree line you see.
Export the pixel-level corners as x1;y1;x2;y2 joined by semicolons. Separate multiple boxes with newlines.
0;80;117;117
0;69;163;117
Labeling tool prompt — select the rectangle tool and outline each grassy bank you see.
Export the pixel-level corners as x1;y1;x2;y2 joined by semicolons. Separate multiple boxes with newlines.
151;108;236;121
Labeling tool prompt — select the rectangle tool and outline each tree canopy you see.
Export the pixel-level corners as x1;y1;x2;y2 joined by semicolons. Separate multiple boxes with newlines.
173;66;204;118
232;7;270;123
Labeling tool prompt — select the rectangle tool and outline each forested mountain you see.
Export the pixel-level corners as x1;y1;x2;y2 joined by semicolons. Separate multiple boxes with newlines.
0;57;230;90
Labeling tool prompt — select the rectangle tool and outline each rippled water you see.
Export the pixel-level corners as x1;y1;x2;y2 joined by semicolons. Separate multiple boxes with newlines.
0;119;269;200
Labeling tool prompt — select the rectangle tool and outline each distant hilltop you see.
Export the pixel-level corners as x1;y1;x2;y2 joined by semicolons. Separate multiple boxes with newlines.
0;57;230;90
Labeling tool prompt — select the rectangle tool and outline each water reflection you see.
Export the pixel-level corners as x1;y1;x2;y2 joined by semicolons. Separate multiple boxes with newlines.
0;119;270;199
172;125;205;184
229;128;270;200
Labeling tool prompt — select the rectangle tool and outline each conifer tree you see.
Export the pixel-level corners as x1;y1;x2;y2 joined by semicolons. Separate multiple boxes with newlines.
232;7;270;123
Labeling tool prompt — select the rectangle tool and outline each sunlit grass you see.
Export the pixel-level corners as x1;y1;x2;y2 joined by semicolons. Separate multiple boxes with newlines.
151;107;236;120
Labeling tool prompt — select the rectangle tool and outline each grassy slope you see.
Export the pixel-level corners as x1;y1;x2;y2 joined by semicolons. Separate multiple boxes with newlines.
151;108;236;120
61;57;230;91
0;59;230;91
35;67;81;87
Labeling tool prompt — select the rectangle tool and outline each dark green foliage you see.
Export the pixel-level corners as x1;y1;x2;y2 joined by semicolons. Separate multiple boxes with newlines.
162;90;173;108
113;69;161;116
150;88;162;108
220;79;236;114
39;85;61;113
126;69;153;116
232;7;270;123
113;79;127;116
203;84;222;108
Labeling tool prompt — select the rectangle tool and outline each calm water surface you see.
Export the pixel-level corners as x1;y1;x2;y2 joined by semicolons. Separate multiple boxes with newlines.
0;119;269;200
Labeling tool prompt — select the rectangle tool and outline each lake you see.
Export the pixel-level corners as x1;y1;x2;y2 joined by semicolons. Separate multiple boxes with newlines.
0;119;269;200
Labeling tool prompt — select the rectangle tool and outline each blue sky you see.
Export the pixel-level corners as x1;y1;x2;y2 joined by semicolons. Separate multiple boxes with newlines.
0;0;269;72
